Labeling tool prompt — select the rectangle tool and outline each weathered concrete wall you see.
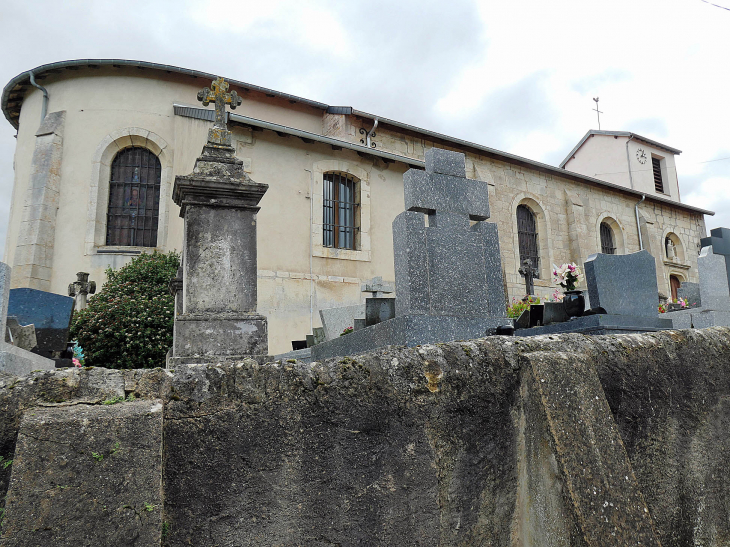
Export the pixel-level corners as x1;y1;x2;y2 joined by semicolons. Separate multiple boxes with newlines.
1;329;730;545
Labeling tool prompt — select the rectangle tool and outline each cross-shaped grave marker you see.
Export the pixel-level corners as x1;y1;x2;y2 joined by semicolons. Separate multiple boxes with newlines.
393;148;505;318
68;272;96;311
518;258;536;296
701;227;730;290
197;77;242;146
361;276;394;298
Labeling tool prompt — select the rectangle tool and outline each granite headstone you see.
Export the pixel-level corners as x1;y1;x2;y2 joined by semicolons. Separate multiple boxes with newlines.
0;262;55;375
312;148;510;360
697;246;730;311
7;288;75;360
584;250;658;317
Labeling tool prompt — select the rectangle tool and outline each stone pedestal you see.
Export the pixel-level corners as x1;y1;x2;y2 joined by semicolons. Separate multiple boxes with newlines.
169;133;270;365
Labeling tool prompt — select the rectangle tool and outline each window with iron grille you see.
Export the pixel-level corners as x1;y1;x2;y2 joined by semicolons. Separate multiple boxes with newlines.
106;147;161;247
652;157;664;193
517;205;539;278
323;172;358;250
600;222;616;254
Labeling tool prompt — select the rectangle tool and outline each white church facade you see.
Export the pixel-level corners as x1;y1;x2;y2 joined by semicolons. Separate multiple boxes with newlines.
1;60;713;353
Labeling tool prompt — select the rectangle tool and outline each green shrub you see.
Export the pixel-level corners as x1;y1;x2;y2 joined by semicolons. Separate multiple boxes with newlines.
70;251;179;369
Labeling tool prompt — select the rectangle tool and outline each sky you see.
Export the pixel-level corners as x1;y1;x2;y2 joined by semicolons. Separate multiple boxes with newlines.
1;0;729;258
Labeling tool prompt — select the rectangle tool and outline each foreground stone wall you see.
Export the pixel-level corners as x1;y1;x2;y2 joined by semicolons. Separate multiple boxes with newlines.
1;328;730;545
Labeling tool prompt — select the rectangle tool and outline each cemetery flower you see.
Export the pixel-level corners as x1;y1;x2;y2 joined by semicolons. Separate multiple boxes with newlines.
507;296;540;318
552;263;583;292
340;326;354;336
73;358;82;368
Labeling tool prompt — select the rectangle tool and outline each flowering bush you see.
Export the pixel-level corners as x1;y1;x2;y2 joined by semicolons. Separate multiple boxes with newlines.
552;263;583;292
507;296;540;318
69;251;180;369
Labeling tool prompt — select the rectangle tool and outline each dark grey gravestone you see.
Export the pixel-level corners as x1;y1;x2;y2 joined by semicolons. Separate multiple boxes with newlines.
515;309;530;329
365;298;396;327
529;304;544;327
312;148;510;361
7;288;75;360
677;281;701;308
517;314;673;337
543;302;569;324
425;147;467;178
584;250;658;317
353;318;366;331
701;227;730;290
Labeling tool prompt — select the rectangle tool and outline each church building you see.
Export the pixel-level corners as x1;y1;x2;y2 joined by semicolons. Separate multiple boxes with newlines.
1;60;713;353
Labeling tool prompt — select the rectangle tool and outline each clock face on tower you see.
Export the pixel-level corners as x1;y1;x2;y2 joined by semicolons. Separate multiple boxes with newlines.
636;148;648;164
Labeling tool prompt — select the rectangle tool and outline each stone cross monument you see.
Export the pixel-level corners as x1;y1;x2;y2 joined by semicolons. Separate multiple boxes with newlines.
518;259;535;296
197;76;242;147
169;77;270;365
394;148;505;318
68;272;96;311
311;148;510;361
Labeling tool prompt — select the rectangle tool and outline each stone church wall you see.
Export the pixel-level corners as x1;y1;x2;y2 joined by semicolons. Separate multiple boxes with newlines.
1;328;730;545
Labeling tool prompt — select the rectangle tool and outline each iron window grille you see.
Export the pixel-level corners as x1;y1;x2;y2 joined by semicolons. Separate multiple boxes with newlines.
600;222;616;254
106;147;161;247
517;205;540;278
652;157;664;193
323;172;358;250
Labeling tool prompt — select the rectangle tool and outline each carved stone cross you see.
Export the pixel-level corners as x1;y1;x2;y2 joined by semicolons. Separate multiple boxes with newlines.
197;77;242;147
198;77;242;129
518;259;536;296
68;272;96;311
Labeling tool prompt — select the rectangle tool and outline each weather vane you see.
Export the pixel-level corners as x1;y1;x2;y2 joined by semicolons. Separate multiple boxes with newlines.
592;97;603;130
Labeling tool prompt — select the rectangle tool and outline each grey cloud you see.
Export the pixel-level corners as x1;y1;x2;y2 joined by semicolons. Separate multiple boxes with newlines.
571;69;633;95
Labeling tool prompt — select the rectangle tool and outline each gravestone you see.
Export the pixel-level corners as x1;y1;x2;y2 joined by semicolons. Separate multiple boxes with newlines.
0;262;55;375
669;239;730;329
365;298;396;327
517;250;672;336
7;287;75;362
169;77;270;365
5;317;37;351
67;272;96;311
585;251;658;317
697;246;730;311
312;148;510;360
677;281;701;308
319;304;365;340
701;227;730;289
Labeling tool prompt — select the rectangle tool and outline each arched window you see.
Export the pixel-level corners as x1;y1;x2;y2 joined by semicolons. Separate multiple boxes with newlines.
106;147;161;247
517;204;539;278
323;172;359;250
600;222;616;254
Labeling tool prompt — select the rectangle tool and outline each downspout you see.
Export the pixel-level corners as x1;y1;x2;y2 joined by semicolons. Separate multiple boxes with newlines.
635;194;646;250
304;168;314;333
28;71;48;125
366;117;378;148
625;135;635;189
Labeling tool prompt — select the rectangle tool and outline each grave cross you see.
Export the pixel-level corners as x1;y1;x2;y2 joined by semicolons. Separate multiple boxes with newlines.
197;77;242;130
518;259;536;296
361;276;394;298
700;227;730;289
68;272;96;311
